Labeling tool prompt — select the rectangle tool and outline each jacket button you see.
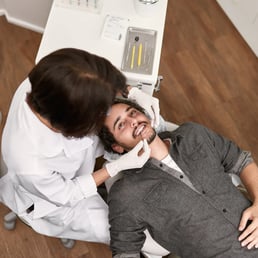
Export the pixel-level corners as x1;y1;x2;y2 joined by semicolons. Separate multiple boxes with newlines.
180;175;184;179
223;208;227;213
202;190;206;194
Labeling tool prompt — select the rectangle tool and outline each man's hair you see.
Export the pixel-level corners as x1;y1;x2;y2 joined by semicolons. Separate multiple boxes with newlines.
98;98;145;153
27;48;127;138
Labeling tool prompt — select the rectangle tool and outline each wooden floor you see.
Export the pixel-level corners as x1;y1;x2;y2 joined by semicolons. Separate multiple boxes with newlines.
156;0;258;160
0;0;258;257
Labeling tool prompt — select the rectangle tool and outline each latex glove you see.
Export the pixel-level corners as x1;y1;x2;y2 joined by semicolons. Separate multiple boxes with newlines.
128;87;160;128
105;139;150;177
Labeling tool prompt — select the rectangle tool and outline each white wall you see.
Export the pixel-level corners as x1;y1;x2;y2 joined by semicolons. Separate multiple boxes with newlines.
0;0;53;33
0;0;6;15
0;0;5;8
217;0;258;57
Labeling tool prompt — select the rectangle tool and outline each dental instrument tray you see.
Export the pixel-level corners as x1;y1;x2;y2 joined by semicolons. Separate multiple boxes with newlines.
121;27;157;75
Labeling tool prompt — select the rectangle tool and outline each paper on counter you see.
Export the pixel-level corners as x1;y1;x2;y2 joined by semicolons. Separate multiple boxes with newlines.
101;15;129;42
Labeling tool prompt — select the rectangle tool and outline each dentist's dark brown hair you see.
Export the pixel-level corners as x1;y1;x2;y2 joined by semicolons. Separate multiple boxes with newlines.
27;48;127;138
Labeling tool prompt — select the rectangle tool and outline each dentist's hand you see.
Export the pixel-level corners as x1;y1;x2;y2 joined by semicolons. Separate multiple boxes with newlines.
128;87;160;128
105;139;150;177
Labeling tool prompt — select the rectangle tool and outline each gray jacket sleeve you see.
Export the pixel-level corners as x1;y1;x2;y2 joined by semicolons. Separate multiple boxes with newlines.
108;181;146;257
109;210;145;257
199;123;253;175
231;151;253;176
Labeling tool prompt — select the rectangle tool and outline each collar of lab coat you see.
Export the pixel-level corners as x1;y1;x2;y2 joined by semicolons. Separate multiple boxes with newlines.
22;90;93;159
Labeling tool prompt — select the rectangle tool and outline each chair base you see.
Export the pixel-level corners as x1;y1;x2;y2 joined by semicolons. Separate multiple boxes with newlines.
4;211;17;230
60;238;75;249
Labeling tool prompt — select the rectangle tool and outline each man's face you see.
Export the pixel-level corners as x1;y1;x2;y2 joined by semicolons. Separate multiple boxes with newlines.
104;103;155;152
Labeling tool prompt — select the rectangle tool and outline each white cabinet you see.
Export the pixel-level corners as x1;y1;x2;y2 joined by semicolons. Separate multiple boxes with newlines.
0;0;53;32
36;0;168;95
217;0;258;57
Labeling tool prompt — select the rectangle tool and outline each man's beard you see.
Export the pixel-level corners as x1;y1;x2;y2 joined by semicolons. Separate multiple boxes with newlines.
146;129;156;144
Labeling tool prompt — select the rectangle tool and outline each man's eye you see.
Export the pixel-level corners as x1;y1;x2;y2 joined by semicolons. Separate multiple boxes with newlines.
130;110;137;116
118;122;125;130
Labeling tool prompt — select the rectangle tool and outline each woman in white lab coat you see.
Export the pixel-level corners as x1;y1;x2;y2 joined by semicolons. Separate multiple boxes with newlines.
0;48;155;243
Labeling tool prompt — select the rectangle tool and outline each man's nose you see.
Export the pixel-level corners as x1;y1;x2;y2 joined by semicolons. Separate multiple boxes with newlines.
129;118;138;128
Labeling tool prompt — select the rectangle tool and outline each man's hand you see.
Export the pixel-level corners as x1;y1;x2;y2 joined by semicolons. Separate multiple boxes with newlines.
128;87;160;128
105;139;150;177
238;204;258;249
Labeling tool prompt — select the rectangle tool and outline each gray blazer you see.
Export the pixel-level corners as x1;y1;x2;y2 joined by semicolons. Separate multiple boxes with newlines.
108;122;257;258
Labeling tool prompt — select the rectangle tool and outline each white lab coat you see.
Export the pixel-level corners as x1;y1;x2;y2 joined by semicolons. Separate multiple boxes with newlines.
0;78;109;243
